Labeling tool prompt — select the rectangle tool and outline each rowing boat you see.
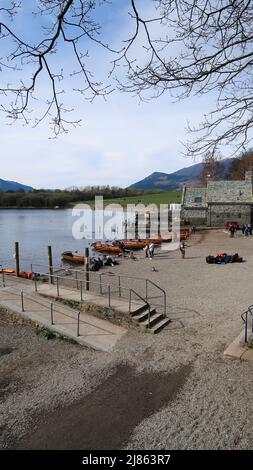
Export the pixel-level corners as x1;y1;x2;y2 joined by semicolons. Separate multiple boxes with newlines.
61;251;85;263
91;243;123;254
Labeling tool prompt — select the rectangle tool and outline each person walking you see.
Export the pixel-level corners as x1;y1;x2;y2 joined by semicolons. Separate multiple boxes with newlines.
149;243;155;259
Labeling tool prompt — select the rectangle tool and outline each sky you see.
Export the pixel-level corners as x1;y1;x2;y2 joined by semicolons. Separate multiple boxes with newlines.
0;0;226;189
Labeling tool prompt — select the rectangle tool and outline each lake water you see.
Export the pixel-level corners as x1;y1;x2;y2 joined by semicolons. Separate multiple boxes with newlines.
0;209;93;271
0;208;162;271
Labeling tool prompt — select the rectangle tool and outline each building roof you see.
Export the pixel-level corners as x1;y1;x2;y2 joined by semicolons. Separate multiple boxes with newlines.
182;172;253;207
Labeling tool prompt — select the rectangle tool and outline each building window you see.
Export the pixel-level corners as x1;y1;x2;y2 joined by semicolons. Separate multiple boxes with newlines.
194;197;202;203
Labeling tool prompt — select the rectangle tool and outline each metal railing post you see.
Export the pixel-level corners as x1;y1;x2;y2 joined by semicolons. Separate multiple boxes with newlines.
245;311;248;343
99;273;102;294
56;276;59;297
50;302;54;325
77;311;80;337
21;290;24;312
145;279;148;301
148;305;151;328
75;271;79;289
164;292;166;317
80;280;83;302
34;273;38;292
108;285;111;308
118;275;121;297
129;289;132;314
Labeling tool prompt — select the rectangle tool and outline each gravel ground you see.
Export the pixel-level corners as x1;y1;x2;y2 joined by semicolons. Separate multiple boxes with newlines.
1;229;253;450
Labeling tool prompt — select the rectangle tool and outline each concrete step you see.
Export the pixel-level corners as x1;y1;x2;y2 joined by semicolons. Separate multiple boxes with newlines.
130;304;149;316
140;312;164;329
132;308;156;323
149;318;171;334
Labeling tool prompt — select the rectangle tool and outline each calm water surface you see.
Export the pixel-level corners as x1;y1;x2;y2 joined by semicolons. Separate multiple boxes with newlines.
0;209;92;271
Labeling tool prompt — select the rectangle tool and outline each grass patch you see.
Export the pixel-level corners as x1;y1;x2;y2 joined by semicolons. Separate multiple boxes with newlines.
36;328;56;340
71;190;182;208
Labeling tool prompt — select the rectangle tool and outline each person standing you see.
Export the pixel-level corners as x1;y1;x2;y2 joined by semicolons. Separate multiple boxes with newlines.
143;244;149;258
229;226;236;238
180;241;186;259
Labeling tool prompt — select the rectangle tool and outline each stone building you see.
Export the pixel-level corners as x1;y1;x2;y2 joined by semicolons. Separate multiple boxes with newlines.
181;171;253;226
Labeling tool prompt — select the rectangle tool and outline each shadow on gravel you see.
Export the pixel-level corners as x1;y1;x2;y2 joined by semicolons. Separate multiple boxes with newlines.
0;347;15;357
15;363;191;450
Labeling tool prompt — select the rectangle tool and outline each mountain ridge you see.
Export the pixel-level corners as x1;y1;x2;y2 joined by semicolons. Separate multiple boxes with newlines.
0;178;33;192
129;158;235;190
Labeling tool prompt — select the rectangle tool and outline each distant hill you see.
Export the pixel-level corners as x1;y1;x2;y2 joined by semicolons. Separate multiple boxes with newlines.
0;178;33;192
129;158;235;191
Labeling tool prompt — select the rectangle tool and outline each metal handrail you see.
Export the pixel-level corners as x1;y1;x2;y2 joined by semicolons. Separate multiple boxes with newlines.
129;288;151;328
33;271;113;308
146;279;166;317
241;306;253;343
16;289;82;338
32;266;168;317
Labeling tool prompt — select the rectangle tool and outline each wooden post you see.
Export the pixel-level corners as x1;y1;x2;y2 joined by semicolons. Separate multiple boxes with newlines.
124;218;128;241
158;209;161;238
15;242;20;277
146;212;151;239
135;212;139;239
48;245;53;284
85;247;89;291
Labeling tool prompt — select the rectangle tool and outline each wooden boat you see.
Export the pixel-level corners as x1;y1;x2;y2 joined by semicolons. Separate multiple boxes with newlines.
61;251;85;264
0;268;15;275
0;269;33;279
119;240;146;250
92;243;123;254
19;271;34;280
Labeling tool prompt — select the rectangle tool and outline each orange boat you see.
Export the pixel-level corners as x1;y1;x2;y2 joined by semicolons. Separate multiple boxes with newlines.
120;240;146;250
92;243;123;254
20;271;34;280
0;268;15;275
61;251;85;264
0;269;33;279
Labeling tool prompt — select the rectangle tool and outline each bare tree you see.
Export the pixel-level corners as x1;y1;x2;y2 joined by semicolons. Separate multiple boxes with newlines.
200;152;223;184
229;148;253;179
2;0;253;151
0;0;117;135
116;0;253;157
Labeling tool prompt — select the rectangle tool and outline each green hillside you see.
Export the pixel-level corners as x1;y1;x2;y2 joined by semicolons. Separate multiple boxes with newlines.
81;190;182;207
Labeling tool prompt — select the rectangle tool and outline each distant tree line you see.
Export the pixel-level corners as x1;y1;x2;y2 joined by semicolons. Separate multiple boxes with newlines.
0;186;162;208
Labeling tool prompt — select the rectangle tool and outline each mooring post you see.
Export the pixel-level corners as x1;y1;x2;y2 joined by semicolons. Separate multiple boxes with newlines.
135;212;139;239
21;290;24;312
15;241;20;277
124;217;128;241
146;212;151;239
85;247;89;291
48;245;53;284
158;209;161;238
